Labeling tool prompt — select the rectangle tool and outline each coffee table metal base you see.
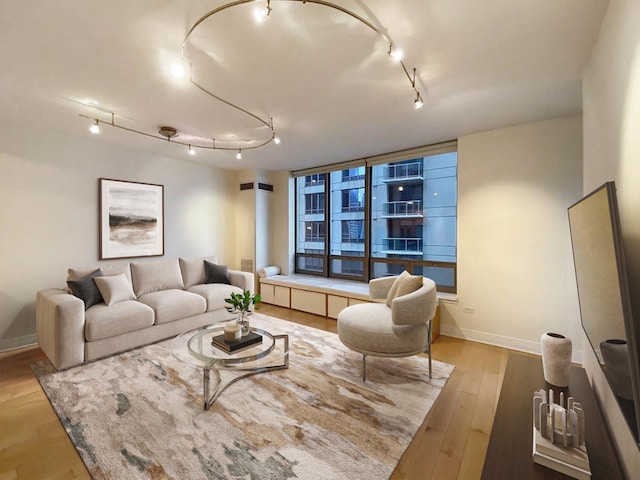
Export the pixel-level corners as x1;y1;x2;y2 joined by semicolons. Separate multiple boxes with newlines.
202;333;289;410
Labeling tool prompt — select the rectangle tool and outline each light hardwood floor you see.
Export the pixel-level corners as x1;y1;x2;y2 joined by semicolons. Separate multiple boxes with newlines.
0;304;511;480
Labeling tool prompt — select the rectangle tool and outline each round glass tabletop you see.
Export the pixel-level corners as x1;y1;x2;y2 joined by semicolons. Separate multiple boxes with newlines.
171;323;277;369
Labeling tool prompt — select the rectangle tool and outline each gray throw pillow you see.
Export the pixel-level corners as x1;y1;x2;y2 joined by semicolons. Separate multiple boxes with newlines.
67;269;104;310
204;261;231;285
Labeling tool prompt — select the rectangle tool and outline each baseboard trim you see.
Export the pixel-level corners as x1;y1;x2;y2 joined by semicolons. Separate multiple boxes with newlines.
440;325;583;364
0;334;38;353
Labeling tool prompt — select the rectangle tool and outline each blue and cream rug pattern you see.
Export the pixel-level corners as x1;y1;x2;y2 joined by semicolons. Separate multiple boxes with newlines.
32;314;454;480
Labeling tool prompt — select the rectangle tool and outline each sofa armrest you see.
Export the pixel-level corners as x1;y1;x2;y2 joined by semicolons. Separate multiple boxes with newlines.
228;270;254;294
369;276;397;299
36;288;85;370
391;280;438;326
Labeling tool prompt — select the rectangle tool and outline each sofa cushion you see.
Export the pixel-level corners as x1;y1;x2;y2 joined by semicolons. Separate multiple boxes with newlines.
94;274;137;306
100;263;133;285
67;269;104;310
137;289;206;325
68;267;100;281
188;283;243;312
204;261;231;285
68;262;132;286
131;259;185;297
179;256;218;289
85;301;154;342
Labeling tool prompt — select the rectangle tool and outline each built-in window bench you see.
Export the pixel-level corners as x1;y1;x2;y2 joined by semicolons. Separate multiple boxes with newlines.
259;274;441;341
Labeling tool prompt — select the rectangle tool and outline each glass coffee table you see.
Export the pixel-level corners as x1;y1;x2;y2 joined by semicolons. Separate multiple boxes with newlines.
171;323;289;410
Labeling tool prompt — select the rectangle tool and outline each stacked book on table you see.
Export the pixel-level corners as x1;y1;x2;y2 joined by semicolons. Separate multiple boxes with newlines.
212;331;262;353
532;425;591;479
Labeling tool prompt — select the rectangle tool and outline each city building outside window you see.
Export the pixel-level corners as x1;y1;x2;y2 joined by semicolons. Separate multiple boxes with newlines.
305;192;324;214
341;220;365;243
294;145;457;292
341;188;365;212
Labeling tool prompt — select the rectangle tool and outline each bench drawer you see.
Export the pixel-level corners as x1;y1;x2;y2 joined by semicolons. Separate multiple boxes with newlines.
274;286;290;308
327;295;349;319
260;284;290;308
291;289;326;316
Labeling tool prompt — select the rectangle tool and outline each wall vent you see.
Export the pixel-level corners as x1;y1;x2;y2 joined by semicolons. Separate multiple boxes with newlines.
240;259;254;273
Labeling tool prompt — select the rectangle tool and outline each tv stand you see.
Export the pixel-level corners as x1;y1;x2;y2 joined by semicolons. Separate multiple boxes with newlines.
481;353;623;479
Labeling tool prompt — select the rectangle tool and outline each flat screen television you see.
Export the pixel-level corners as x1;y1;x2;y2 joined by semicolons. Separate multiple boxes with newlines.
568;181;640;446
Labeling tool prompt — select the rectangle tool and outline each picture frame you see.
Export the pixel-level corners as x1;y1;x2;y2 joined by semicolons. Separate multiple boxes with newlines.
99;178;164;260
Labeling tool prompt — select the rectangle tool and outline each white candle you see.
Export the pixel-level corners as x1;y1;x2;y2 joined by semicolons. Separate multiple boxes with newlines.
223;323;241;342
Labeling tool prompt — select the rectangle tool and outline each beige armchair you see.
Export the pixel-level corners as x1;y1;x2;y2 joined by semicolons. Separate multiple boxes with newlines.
337;274;438;381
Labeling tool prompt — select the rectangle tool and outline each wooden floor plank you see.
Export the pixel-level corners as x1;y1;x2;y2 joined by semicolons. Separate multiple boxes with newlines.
0;304;512;480
457;429;491;480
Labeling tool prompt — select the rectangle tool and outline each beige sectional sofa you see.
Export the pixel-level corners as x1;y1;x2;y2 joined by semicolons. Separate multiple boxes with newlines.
36;256;253;370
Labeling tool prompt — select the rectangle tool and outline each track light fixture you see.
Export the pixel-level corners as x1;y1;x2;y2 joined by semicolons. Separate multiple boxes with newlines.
171;63;187;79
388;44;404;63
181;1;425;125
254;0;272;23
81;0;424;160
80;114;277;160
89;119;100;134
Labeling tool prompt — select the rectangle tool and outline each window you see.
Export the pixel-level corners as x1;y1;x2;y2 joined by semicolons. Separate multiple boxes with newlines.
298;256;324;273
304;221;325;242
331;257;364;277
371;153;457;290
296;174;327;275
341;220;365;243
342;167;365;182
294;144;457;292
304;174;325;187
305;192;324;214
341;188;365;212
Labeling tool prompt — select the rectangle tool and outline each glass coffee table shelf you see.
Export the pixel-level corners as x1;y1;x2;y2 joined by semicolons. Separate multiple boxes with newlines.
171;323;289;410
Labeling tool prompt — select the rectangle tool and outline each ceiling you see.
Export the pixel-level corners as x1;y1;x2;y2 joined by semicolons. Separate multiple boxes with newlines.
0;0;608;171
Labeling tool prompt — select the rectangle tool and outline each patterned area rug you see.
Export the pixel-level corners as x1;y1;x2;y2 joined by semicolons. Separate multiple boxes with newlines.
33;313;453;480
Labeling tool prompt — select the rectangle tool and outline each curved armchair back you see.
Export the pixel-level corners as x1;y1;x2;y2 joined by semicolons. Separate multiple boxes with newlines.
391;277;437;326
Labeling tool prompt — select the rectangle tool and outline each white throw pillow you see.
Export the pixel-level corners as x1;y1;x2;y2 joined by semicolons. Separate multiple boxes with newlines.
385;270;410;307
94;274;137;306
395;274;423;299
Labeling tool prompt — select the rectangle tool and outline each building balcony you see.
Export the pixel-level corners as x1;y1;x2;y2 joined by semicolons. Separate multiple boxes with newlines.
382;200;423;218
380;237;423;255
382;162;424;183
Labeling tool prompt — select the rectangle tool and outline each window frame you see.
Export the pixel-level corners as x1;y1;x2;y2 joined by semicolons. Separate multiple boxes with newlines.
293;141;457;291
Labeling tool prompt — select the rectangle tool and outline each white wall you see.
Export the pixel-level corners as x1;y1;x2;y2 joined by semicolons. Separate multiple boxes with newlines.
583;0;640;476
234;169;258;275
255;172;271;275
0;126;236;350
443;115;583;360
265;116;584;361
232;169;282;288
269;171;295;275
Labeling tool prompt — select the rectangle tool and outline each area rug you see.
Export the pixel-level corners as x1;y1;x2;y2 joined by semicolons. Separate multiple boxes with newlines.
32;313;454;480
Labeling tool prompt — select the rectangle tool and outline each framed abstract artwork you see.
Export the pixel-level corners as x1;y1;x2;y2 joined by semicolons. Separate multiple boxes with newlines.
99;178;164;260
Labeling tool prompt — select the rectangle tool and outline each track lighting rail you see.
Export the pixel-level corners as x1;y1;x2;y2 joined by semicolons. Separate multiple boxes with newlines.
82;0;424;158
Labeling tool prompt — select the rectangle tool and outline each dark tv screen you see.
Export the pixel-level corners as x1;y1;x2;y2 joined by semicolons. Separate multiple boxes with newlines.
568;181;640;446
